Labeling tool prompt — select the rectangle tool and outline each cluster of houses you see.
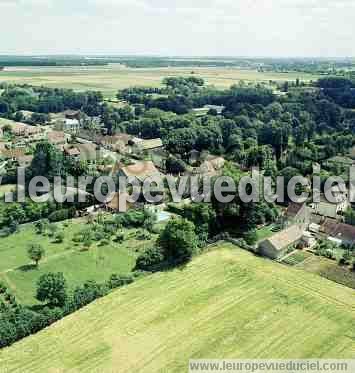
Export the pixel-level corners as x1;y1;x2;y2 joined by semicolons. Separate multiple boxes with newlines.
0;109;164;172
2;108;355;261
257;153;355;261
0;109;228;219
259;197;355;260
0;120;45;169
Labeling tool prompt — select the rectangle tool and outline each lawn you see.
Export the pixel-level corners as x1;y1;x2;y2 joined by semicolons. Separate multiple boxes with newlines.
281;250;313;266
255;224;277;241
0;220;154;305
0;65;320;98
0;220;82;272
1;243;354;372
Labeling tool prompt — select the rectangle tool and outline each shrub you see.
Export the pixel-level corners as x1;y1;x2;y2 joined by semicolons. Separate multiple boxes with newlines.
113;231;125;243
7;294;16;305
40;307;64;325
0;320;17;348
114;210;145;228
243;229;258;245
8;220;19;234
47;224;58;237
136;229;151;241
99;239;110;246
54;231;65;243
107;274;134;289
4;291;12;302
325;249;335;260
0;282;7;294
135;246;164;270
73;281;108;309
82;238;93;250
92;228;106;242
34;219;49;235
48;208;76;223
342;251;351;265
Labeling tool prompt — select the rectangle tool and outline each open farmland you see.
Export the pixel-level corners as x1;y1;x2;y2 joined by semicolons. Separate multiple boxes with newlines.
1;243;354;372
0;65;321;98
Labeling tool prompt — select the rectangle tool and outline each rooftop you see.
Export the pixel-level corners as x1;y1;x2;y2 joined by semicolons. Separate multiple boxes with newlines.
140;138;163;150
0;148;26;159
262;224;304;252
120;161;161;181
47;131;66;144
64;147;81;156
75;143;98;161
286;202;304;218
65;118;80;125
320;218;355;242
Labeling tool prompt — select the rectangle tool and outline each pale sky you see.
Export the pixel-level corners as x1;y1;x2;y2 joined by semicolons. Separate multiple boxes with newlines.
1;0;354;57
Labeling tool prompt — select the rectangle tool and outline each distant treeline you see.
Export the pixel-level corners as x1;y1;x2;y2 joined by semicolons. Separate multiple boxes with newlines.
115;57;243;68
0;57;108;67
0;56;354;72
0;56;242;68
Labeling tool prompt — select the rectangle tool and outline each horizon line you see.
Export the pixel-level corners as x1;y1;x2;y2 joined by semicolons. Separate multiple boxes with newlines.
0;54;355;60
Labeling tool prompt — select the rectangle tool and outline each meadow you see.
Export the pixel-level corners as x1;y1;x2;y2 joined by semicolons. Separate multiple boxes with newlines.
1;243;354;372
0;65;321;98
0;220;154;305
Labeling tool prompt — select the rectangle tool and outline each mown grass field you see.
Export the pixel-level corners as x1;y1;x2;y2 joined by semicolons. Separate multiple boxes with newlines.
0;220;153;305
1;243;354;372
0;65;320;98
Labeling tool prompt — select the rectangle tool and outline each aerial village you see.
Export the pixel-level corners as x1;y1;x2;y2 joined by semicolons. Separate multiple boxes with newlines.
1;103;355;264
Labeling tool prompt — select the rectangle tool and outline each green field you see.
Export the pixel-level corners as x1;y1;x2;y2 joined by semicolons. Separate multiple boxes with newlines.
0;65;320;98
1;243;354;372
0;220;153;305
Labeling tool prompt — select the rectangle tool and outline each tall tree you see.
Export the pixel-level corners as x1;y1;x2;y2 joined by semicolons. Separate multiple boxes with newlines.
36;272;67;307
158;218;198;263
27;243;45;268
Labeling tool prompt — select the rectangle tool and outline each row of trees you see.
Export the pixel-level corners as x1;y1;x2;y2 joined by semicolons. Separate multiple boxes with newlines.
0;85;103;116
